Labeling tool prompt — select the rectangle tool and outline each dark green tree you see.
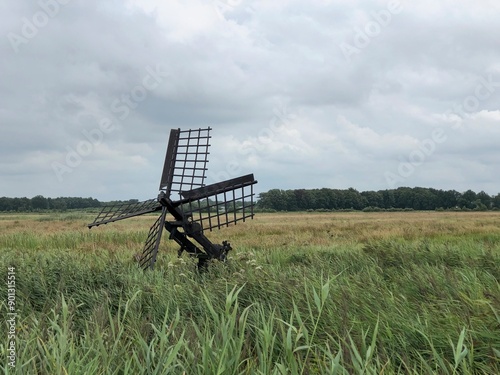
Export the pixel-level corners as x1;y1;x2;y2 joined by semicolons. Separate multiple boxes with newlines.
31;195;49;210
458;190;477;209
361;191;384;208
492;193;500;209
476;191;492;209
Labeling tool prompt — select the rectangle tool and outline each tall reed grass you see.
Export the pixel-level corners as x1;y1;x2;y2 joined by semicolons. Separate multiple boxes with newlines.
0;212;499;374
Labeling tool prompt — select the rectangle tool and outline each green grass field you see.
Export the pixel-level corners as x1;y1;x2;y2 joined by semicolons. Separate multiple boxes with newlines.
1;211;499;374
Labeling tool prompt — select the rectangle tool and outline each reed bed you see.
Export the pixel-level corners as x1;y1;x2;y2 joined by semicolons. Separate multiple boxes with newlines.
0;211;499;374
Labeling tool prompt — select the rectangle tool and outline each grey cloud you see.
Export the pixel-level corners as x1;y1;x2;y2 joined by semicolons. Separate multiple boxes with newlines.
1;0;499;200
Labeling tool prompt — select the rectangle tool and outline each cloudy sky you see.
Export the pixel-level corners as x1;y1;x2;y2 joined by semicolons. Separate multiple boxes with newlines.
1;0;499;201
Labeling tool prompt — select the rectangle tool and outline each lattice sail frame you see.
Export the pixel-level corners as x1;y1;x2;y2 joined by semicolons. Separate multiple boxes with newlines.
88;199;161;227
137;207;167;270
159;128;211;198
180;174;256;232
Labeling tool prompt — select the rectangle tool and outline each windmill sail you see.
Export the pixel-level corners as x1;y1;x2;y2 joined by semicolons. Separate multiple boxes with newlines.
137;207;167;270
179;174;257;232
159;127;211;197
88;199;161;228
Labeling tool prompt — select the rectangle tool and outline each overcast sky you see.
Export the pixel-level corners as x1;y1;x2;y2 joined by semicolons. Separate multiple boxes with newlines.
1;0;499;201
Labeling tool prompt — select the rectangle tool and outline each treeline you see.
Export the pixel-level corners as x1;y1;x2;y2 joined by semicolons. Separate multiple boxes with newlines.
0;196;101;211
0;196;139;212
257;187;500;211
2;187;500;212
0;195;243;213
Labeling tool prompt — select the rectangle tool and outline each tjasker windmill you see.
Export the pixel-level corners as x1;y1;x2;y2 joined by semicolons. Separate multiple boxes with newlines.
88;128;257;270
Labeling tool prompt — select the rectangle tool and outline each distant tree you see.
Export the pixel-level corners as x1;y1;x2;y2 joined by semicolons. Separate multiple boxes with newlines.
413;187;438;210
361;191;384;208
284;190;298;211
394;187;414;209
332;189;346;209
12;197;31;211
49;197;68;211
473;199;488;211
31;195;49;210
436;189;460;209
476;191;492;209
293;189;309;210
257;189;288;211
344;188;365;210
312;188;327;209
458;190;477;209
493;193;500;209
381;190;396;209
0;197;13;211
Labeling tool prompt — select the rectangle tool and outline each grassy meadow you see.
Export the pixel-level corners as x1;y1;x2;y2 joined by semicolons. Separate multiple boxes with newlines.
0;211;499;374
